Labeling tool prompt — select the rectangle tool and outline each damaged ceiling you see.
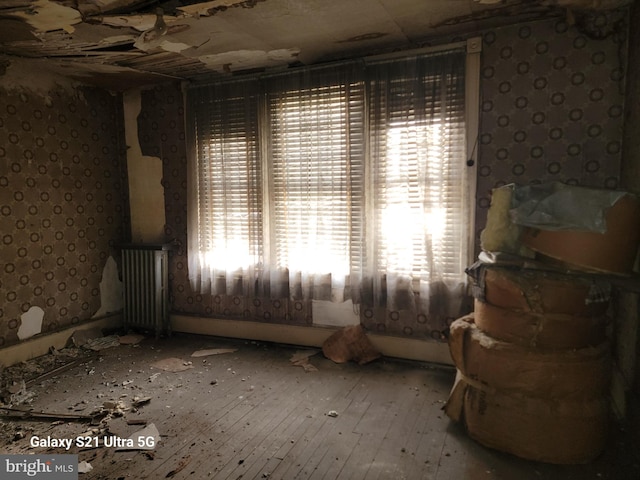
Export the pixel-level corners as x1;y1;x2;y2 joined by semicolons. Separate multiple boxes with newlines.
0;0;634;90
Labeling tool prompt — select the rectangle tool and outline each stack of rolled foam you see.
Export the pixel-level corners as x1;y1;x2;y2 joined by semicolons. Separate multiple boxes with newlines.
445;316;610;464
444;183;640;463
475;267;610;349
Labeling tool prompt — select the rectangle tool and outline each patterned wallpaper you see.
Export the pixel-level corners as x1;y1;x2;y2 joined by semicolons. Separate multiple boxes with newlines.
474;16;625;246
0;85;129;348
135;15;627;341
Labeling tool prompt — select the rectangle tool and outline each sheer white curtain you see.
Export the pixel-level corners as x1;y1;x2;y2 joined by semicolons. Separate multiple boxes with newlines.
186;47;473;318
186;79;264;296
262;64;365;302
364;52;470;317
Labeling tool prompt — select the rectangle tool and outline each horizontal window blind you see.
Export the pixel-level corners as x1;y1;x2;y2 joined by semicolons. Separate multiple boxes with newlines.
367;52;467;282
186;44;473;308
189;80;263;275
264;65;365;279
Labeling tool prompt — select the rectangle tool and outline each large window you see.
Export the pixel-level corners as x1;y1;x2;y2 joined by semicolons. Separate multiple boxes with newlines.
187;44;478;313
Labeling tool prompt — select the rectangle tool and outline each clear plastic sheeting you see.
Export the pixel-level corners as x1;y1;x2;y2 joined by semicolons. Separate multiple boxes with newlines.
508;182;628;233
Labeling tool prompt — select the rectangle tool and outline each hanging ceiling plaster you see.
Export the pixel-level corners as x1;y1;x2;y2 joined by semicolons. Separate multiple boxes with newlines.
0;0;633;90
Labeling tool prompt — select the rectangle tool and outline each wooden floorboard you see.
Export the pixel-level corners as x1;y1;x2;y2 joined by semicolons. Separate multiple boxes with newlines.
1;333;639;480
367;383;430;480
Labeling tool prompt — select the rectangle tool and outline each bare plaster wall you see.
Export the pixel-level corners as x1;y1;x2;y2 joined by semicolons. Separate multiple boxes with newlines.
123;89;166;244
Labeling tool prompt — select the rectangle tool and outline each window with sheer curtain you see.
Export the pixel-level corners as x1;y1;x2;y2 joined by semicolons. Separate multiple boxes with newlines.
187;46;476;316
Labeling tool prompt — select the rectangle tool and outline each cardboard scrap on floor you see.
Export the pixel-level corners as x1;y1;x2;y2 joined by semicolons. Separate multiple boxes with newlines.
150;358;194;372
289;350;320;372
191;348;237;358
322;325;381;365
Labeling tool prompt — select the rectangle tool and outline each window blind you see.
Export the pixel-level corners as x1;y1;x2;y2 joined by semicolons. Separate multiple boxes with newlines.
263;65;365;288
366;52;467;284
189;80;263;291
186;45;474;310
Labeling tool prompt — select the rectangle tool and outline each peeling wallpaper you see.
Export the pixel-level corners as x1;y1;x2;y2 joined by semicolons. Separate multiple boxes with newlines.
0;86;129;347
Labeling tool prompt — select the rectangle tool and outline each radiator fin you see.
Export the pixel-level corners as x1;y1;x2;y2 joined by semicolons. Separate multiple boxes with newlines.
122;247;170;337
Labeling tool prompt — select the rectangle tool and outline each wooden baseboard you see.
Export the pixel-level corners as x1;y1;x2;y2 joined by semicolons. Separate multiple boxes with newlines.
0;314;123;368
170;314;453;365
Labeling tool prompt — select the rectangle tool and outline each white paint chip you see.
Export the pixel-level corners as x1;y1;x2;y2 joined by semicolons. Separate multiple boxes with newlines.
17;306;45;340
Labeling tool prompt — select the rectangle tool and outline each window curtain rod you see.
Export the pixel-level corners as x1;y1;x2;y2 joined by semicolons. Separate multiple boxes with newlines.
184;39;475;90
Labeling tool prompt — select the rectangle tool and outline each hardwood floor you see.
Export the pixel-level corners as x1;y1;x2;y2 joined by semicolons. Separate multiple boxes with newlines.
1;333;638;479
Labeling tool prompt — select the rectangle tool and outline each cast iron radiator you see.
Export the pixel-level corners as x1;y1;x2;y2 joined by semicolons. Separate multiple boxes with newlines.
121;244;170;337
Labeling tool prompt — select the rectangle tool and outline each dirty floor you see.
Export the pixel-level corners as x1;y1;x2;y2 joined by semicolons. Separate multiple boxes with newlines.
1;334;639;480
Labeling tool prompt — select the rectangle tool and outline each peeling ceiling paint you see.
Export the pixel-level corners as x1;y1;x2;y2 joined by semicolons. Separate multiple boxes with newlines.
177;0;263;17
99;14;164;31
8;0;82;32
199;48;300;72
0;0;633;90
134;36;193;53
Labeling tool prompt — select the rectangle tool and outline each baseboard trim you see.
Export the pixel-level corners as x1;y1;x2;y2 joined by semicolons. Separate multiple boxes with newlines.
171;314;453;365
0;314;123;368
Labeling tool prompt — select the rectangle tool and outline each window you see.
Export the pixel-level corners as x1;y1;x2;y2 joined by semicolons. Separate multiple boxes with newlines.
268;74;364;278
189;80;263;295
187;42;479;315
